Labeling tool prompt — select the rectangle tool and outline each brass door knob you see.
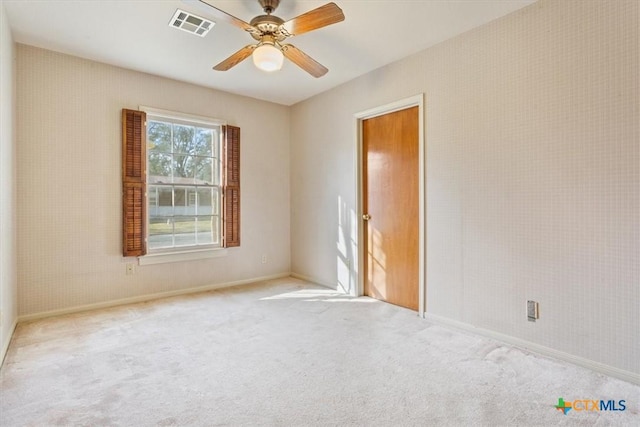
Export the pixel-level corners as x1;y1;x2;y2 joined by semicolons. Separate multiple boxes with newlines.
362;214;371;221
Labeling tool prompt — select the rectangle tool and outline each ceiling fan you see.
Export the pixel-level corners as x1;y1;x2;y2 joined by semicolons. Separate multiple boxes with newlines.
192;0;345;77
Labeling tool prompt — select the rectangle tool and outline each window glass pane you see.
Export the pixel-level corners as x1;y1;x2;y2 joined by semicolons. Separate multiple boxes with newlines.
173;155;195;182
148;217;174;249
173;187;196;216
213;158;220;185
186;188;197;216
149;153;172;183
172;124;195;154
148;186;159;217
194;157;213;184
148;121;172;153
157;187;173;216
174;217;196;246
196;216;214;245
193;127;213;157
197;188;213;215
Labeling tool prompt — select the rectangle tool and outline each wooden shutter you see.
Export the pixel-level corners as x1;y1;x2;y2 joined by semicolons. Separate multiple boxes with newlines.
122;109;147;256
223;125;240;247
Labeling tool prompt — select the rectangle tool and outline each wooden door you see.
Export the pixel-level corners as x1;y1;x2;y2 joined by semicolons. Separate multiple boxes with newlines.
363;106;419;310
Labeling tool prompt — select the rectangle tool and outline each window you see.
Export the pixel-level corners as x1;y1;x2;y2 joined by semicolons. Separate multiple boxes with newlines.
122;108;240;258
147;116;221;250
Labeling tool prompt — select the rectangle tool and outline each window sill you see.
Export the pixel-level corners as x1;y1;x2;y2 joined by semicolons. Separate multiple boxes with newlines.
138;248;228;266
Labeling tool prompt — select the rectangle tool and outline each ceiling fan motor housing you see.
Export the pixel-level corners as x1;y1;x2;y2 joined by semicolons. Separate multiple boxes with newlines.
208;0;344;78
249;15;286;42
259;0;280;14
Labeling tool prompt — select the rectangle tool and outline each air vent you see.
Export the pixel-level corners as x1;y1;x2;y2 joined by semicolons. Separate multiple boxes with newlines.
169;9;214;37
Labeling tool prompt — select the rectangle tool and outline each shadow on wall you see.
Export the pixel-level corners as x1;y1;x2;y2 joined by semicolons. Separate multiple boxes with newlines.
337;195;359;295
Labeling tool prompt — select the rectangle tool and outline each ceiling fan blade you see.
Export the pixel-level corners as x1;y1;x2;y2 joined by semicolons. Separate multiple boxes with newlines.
184;0;256;32
213;45;256;71
280;2;345;37
281;44;328;78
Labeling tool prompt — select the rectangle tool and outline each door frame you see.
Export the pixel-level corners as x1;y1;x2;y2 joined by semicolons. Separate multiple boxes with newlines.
354;94;425;316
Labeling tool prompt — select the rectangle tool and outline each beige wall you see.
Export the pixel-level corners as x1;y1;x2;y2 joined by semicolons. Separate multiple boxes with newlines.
16;45;291;316
290;0;639;376
0;1;17;363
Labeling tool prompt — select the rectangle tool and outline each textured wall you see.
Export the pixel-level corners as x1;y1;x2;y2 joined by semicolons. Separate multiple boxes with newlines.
16;45;291;316
290;0;639;375
0;1;17;362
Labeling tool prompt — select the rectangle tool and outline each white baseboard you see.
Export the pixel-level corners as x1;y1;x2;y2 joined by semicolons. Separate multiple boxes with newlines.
1;319;18;368
424;313;640;386
18;273;292;323
290;272;341;291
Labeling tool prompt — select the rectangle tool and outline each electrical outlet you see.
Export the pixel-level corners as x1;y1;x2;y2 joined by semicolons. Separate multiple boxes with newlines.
126;263;135;275
261;254;267;264
527;300;539;322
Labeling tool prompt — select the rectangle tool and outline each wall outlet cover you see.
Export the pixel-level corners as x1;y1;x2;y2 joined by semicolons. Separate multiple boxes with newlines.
126;263;135;275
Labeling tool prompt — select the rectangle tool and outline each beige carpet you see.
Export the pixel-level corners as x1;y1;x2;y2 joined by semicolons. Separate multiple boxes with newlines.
1;277;638;426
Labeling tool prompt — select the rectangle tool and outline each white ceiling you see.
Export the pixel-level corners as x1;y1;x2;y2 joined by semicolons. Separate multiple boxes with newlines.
4;0;536;106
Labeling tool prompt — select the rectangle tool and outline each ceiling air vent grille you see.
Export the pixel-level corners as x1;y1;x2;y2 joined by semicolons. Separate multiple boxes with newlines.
169;9;214;37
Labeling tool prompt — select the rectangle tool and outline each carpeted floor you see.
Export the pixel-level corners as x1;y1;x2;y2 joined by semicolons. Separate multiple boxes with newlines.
1;277;638;426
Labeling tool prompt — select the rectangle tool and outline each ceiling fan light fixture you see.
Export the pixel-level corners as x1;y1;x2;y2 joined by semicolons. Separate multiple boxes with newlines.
206;0;345;77
252;44;284;72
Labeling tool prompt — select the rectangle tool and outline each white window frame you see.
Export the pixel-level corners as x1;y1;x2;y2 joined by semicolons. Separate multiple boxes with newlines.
138;106;228;265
